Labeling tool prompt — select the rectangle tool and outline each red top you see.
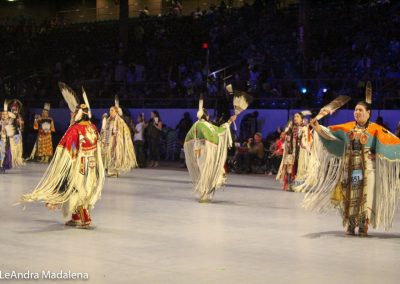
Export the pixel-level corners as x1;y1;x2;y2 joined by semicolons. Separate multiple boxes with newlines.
58;121;99;158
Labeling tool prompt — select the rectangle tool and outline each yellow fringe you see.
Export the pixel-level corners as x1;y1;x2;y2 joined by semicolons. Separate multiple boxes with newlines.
10;133;25;167
20;141;105;217
101;115;138;175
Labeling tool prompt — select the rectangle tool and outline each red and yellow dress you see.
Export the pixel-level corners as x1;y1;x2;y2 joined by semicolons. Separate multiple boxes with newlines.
34;117;55;158
21;121;105;221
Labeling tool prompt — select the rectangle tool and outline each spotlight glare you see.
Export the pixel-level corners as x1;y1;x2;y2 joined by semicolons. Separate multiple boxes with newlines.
301;88;307;94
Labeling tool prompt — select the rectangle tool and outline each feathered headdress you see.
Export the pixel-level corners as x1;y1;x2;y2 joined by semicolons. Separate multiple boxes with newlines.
58;82;79;112
58;82;91;122
365;81;372;104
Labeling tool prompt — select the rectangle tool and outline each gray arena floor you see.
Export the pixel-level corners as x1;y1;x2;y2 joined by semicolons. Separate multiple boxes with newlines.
1;163;399;284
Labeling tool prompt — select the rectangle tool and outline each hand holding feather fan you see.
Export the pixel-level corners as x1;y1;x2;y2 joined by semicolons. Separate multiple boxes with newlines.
226;84;253;130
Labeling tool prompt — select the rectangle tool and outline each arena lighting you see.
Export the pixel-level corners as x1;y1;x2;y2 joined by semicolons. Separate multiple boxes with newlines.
322;88;328;93
7;0;17;2
202;42;209;49
301;87;307;94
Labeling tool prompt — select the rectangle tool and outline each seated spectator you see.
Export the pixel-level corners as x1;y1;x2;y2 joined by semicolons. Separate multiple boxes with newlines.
235;132;264;173
239;111;258;142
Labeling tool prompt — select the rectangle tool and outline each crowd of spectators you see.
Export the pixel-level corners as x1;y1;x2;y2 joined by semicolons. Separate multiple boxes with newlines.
0;0;399;110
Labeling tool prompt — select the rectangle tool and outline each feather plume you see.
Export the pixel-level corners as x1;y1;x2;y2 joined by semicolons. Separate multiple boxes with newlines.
115;95;120;108
58;82;79;112
82;86;92;118
315;95;351;120
197;94;204;120
115;95;123;116
225;84;233;94
365;81;372;104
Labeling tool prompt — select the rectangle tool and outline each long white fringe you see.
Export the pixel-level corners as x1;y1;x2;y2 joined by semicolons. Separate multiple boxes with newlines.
298;131;400;231
20;141;105;217
297;132;343;212
10;133;25;167
374;155;400;230
184;122;232;199
102;116;137;174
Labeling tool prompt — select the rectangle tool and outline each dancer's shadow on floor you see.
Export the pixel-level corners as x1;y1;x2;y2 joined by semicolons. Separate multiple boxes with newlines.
303;231;400;239
15;219;95;233
200;200;237;205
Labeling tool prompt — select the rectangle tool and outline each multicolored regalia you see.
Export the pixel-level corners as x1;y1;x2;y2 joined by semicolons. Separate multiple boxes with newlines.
21;83;105;228
277;114;312;191
9;99;25;167
0;101;25;172
20;113;105;227
184;118;233;202
0;110;12;172
100;104;137;177
32;103;55;163
299;121;400;232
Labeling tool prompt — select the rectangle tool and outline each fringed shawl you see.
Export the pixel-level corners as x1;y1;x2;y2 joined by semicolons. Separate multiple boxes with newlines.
20;121;105;213
101;115;138;174
298;122;400;230
10;132;25;167
184;120;232;198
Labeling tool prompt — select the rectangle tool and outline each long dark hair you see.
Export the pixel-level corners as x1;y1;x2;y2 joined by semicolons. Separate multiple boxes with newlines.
201;108;209;121
152;110;161;121
76;113;90;122
287;112;304;153
292;112;304;125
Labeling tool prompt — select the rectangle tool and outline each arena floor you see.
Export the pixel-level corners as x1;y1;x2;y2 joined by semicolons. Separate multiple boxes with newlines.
1;163;399;284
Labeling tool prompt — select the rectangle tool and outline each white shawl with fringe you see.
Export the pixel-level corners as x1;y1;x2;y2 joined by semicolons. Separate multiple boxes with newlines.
20;122;105;216
184;120;232;199
101;115;138;174
297;125;400;230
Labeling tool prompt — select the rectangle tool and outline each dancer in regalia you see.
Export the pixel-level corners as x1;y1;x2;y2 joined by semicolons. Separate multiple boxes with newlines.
184;97;236;202
300;88;400;236
100;96;137;177
20;85;105;228
9;99;25;166
0;100;25;172
32;103;56;163
0;102;12;173
276;111;312;191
